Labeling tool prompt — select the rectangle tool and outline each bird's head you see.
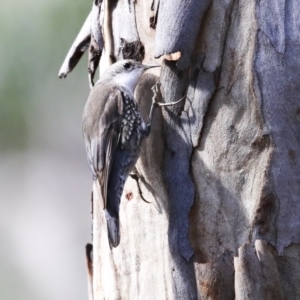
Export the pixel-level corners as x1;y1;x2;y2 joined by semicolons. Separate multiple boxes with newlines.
101;59;160;96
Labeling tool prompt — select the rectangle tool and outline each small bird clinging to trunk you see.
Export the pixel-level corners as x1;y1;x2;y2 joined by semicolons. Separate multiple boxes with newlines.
82;59;160;248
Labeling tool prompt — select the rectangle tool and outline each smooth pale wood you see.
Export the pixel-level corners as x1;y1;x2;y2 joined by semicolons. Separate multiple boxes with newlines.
234;241;283;300
234;243;265;300
255;240;283;300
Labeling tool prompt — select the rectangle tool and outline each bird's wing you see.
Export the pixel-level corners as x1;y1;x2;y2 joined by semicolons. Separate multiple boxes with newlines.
85;88;123;209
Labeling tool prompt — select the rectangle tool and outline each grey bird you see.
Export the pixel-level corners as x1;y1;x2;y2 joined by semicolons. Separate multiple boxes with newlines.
82;59;159;248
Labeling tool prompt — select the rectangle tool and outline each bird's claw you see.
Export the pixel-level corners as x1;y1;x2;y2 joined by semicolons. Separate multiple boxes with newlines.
129;168;151;204
146;82;185;133
151;82;162;106
151;82;185;107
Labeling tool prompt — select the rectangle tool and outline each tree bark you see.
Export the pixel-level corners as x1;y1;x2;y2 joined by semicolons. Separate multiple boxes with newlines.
60;0;300;299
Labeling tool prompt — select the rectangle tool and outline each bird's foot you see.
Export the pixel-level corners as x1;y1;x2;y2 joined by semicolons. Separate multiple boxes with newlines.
151;82;186;107
145;82;186;135
151;82;163;104
129;168;151;204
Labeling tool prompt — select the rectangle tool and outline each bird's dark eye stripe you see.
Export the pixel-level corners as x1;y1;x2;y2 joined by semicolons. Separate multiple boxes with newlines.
123;62;131;69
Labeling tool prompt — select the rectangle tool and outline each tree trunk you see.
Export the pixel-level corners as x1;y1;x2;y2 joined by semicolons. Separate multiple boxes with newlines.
60;0;300;299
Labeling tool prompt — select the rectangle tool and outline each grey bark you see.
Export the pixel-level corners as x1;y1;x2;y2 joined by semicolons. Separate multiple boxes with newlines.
60;0;300;299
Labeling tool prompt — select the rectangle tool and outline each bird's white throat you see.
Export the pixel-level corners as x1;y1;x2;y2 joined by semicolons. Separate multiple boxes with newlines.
113;69;143;96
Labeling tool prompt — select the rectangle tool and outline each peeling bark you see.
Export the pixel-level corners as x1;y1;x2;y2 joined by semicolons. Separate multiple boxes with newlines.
58;12;91;78
88;0;104;87
155;0;211;69
255;0;300;253
234;241;283;300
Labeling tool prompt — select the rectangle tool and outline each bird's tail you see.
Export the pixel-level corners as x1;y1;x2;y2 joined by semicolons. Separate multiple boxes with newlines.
105;210;120;248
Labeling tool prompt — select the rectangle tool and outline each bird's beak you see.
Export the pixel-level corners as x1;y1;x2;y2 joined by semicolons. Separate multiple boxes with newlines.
142;64;161;70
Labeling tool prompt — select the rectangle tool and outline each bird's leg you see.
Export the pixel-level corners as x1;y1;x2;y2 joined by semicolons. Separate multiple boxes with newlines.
143;82;186;136
152;82;186;107
129;167;151;203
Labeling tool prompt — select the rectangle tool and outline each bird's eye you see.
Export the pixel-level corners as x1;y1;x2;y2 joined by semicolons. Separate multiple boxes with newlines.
123;62;131;69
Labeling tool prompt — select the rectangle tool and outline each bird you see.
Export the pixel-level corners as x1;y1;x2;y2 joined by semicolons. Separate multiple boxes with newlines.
82;59;160;248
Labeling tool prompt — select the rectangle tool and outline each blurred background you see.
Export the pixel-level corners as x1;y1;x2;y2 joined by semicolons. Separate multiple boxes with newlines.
0;1;93;299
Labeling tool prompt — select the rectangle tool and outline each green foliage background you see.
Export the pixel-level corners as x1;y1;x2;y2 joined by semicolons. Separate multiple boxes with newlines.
0;1;93;299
